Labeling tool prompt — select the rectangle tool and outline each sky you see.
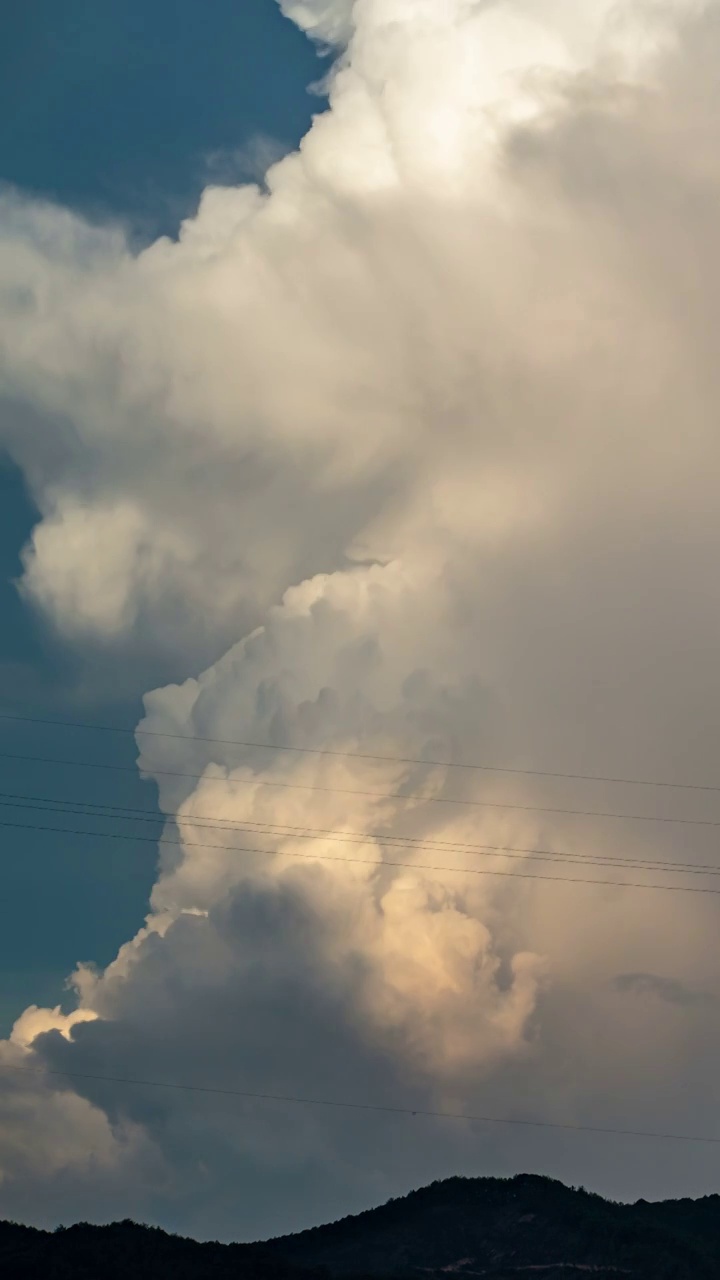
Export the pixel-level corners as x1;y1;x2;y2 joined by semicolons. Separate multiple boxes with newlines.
2;0;720;1245
0;0;320;1031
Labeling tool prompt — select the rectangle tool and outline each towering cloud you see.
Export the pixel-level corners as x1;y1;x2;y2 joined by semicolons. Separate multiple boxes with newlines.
1;0;720;1239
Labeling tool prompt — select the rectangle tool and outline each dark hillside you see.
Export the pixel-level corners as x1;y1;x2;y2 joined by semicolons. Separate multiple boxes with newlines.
261;1174;720;1278
2;1174;719;1278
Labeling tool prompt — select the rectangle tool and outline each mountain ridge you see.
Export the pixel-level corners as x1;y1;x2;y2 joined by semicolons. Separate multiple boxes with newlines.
2;1173;719;1278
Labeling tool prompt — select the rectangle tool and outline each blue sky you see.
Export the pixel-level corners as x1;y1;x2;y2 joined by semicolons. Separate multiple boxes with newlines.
0;0;319;1033
2;0;320;232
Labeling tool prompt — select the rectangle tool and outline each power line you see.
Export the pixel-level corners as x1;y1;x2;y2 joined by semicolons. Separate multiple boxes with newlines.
3;813;720;895
1;710;718;795
7;794;710;873
1;790;719;877
3;748;720;830
2;1061;718;1148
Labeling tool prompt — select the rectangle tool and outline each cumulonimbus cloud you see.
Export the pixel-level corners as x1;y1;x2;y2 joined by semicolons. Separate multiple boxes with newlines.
1;0;720;1239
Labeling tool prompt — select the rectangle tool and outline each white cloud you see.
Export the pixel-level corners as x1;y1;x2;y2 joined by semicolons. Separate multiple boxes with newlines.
10;1004;98;1050
2;0;720;1239
278;0;356;45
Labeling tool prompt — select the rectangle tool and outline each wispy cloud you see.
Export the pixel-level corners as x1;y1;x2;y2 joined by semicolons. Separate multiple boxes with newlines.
614;973;715;1009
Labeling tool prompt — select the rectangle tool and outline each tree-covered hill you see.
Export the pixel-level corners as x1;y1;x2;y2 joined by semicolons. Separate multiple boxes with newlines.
3;1173;719;1279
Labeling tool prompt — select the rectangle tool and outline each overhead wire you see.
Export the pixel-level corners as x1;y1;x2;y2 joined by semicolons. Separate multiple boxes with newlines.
4;724;720;1164
3;813;720;895
1;790;720;878
2;1062;718;1148
3;719;720;1164
4;748;720;830
2;709;719;794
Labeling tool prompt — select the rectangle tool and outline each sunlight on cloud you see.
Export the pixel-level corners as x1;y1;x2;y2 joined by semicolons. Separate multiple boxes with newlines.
0;0;719;1236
